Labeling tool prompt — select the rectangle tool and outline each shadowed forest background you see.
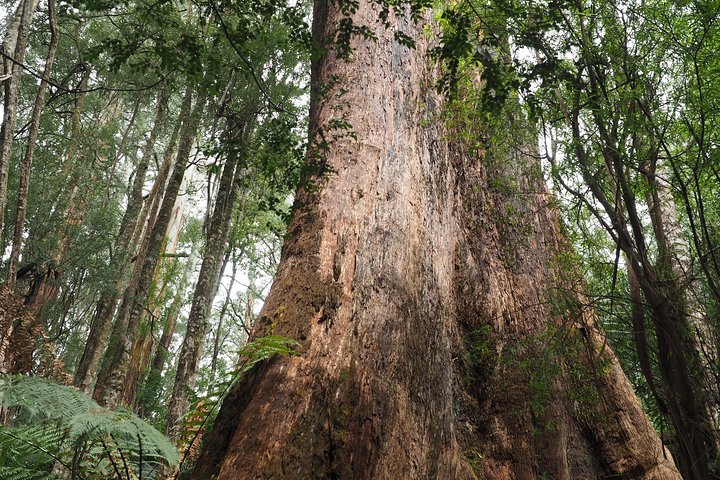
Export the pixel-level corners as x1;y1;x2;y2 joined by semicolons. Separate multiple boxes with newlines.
0;0;719;478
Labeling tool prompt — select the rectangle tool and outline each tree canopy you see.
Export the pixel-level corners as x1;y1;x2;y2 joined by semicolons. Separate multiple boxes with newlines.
0;0;718;477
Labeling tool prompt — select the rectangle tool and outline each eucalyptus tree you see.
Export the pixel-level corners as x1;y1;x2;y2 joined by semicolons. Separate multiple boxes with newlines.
448;0;720;476
191;0;679;477
0;0;40;237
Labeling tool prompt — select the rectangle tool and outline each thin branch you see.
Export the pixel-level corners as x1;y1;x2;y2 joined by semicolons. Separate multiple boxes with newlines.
207;0;289;115
0;50;169;94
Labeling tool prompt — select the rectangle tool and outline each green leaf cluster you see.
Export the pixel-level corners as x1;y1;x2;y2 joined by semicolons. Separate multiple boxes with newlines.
0;375;178;479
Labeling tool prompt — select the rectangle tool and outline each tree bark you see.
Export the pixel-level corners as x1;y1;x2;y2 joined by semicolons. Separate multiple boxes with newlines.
165;120;248;437
6;0;58;286
95;86;206;408
73;90;168;393
192;4;679;479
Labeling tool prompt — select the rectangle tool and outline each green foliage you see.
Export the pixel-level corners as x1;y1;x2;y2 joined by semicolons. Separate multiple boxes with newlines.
0;375;178;479
175;335;299;474
190;335;300;418
464;325;494;387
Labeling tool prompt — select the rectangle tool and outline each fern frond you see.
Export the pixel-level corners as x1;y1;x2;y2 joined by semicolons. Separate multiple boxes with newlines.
0;375;97;422
0;466;64;480
235;335;300;377
0;375;179;479
0;424;65;469
68;408;179;465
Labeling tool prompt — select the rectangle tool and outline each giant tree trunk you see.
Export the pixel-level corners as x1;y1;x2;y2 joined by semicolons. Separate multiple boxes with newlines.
192;3;679;479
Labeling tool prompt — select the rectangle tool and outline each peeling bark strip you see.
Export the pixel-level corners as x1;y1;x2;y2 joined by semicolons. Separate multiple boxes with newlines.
193;3;680;479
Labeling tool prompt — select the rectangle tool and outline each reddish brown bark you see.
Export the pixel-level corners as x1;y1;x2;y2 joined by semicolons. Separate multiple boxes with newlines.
192;3;679;479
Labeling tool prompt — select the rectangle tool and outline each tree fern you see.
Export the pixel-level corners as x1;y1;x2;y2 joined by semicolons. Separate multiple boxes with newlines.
68;408;178;463
0;466;64;480
0;423;65;475
0;375;178;479
199;335;300;417
0;376;97;422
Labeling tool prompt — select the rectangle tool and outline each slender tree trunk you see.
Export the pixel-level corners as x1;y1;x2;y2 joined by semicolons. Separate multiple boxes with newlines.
648;159;718;382
165;121;248;437
644;160;720;477
0;0;31;81
128;102;184;256
0;0;40;237
95;86;206;408
136;242;200;417
0;0;40;86
192;4;679;479
46;65;91;231
628;260;666;413
73;90;168;393
210;249;234;375
6;0;58;285
120;109;197;408
637;269;715;480
91;97;186;401
103;95;143;204
1;60;96;374
6;0;57;285
1;0;56;366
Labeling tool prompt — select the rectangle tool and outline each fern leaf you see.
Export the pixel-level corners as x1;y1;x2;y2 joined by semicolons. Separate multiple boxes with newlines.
67;408;179;465
0;376;96;422
0;466;64;480
0;375;179;478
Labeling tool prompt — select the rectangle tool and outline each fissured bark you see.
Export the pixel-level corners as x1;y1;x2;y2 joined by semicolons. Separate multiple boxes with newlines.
192;2;680;479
